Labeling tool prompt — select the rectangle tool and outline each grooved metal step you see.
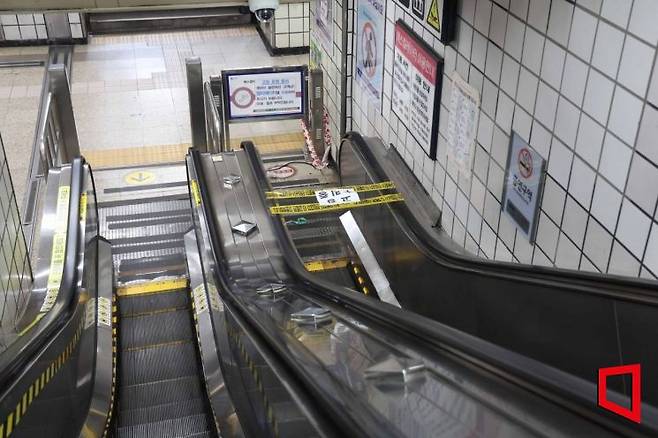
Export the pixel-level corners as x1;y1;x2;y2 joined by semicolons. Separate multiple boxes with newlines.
118;398;207;427
119;290;189;317
120;309;194;350
115;413;210;438
118;375;205;413
120;342;198;386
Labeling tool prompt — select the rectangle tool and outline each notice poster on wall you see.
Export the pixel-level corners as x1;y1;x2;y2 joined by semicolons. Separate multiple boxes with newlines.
355;0;386;105
315;0;333;50
391;20;443;160
224;68;305;121
501;132;547;243
446;72;480;177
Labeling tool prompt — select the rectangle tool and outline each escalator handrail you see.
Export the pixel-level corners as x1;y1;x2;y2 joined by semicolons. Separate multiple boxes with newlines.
0;157;85;392
239;141;657;436
342;131;658;304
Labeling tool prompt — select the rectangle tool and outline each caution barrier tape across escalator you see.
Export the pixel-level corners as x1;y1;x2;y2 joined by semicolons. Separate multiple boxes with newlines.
265;181;396;200
269;193;404;215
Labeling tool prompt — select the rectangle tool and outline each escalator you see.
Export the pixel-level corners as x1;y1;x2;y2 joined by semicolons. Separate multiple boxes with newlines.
187;140;658;437
93;164;215;437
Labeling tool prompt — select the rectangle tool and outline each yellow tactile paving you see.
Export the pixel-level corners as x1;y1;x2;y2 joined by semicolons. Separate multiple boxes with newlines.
82;143;191;168
229;132;305;154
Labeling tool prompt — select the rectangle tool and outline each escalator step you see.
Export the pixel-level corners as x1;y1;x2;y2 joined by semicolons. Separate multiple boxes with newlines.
119;376;204;411
120;342;198;386
115;414;210;438
119;289;189;316
118;398;207;427
120;308;194;349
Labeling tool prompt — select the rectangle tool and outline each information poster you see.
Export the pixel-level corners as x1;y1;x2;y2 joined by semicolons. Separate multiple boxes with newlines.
501;132;547;243
391;20;443;160
355;0;386;105
315;0;333;50
225;69;305;120
446;72;480;177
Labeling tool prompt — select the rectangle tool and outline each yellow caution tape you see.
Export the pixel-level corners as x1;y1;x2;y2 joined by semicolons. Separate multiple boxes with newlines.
304;258;350;272
117;278;188;297
38;185;71;314
79;192;87;221
265;181;396;200
190;180;202;207
270;193;404;215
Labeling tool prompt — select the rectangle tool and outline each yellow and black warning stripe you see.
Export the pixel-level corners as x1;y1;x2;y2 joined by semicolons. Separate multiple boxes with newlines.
269;193;404;215
102;295;118;438
117;278;188;297
190;179;202;207
1;316;84;437
303;257;350;272
265;181;396;200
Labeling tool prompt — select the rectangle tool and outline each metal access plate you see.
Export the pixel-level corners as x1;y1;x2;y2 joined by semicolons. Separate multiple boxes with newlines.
232;220;257;236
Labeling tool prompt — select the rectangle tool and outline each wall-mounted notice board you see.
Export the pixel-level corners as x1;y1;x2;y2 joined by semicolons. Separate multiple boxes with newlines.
391;20;443;160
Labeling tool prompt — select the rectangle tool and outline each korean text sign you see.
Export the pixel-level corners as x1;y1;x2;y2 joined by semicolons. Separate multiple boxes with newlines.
225;69;305;121
391;20;443;160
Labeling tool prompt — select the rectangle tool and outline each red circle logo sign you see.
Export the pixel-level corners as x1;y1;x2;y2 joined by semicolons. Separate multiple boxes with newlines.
361;22;377;78
518;148;533;179
231;87;256;109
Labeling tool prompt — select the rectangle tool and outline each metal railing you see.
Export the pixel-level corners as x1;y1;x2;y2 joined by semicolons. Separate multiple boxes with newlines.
203;79;224;153
23;56;80;254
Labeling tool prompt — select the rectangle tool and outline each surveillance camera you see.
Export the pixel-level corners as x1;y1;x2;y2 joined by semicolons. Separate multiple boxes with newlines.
249;0;279;23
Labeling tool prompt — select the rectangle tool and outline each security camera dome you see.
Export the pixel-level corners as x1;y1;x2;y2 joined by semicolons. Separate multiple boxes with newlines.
255;8;275;23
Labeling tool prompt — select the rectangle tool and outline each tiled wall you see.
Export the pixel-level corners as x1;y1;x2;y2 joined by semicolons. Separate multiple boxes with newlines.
320;0;658;279
0;133;31;338
309;0;355;152
259;2;311;50
0;12;84;43
275;2;311;48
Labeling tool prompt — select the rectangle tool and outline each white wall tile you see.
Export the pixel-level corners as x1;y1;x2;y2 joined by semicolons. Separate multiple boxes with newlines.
548;137;573;187
583;69;614;125
541;176;566;223
521;27;544;74
547;0;573;47
584;216;613;270
536;213;559;260
578;0;602;14
601;0;632;28
474;0;493;36
561;54;588;105
644;224;658;275
516;67;538;112
504;15;525;61
608;86;643;145
569;156;596;208
591;177;622;232
625;154;658;215
616;199;652;258
554;97;580;147
629;0;658;46
500;54;520;98
608;241;640;277
527;0;550;32
568;7;598;62
617;35;654;97
489;4;507;48
540;40;565;89
591;21;624;79
3;26;20;40
575;113;604;168
599;132;632;190
555;233;581;269
510;0;529;19
562;196;588;244
535;81;558;128
636;105;658;166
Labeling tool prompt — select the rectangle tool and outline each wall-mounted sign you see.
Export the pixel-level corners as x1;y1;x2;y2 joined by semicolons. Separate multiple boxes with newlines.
391;20;443;160
315;0;333;50
501;132;547;243
446;72;480;177
412;0;425;19
222;67;306;121
356;0;386;106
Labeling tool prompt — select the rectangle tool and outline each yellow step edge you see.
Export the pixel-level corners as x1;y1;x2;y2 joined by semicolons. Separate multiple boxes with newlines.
117;278;188;297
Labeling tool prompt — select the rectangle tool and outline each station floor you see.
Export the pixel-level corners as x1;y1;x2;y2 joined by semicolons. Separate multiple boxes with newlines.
0;25;307;211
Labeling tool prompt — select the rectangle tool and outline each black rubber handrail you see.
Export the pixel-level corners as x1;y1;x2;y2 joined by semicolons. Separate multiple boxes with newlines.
0;157;85;391
240;141;657;437
342;131;658;304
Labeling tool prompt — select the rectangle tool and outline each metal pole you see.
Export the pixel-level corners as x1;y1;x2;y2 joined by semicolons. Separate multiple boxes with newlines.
186;57;207;152
48;63;79;164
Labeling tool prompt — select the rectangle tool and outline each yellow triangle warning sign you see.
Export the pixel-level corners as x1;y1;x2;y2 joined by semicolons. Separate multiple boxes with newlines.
427;0;441;33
